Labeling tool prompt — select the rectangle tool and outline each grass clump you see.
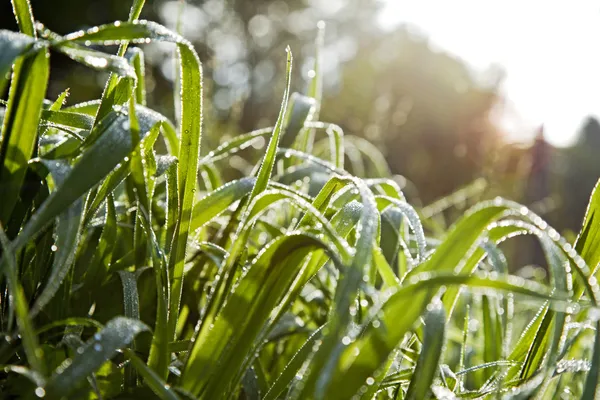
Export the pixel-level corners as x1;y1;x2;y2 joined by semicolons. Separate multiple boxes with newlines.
1;0;600;398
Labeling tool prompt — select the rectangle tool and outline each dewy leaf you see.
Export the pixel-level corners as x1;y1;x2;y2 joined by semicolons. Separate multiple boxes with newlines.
44;317;149;398
0;48;50;225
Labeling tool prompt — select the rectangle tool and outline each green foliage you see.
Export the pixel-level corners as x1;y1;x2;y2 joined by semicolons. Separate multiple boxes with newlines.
0;1;599;399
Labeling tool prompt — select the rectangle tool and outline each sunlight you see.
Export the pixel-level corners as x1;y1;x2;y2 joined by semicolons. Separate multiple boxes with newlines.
380;0;600;147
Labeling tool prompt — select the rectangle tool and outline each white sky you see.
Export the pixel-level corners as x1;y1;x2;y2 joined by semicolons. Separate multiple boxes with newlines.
379;0;600;147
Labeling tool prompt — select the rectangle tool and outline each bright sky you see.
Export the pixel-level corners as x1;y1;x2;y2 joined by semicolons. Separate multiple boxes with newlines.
380;0;600;147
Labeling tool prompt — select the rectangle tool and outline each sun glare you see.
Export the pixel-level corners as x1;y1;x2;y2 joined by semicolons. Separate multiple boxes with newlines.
380;0;600;147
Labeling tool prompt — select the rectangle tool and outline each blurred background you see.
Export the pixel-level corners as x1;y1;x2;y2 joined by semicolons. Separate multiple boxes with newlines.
2;0;600;268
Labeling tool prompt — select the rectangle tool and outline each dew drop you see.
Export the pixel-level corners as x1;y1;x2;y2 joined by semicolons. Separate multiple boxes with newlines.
35;387;46;398
93;343;103;352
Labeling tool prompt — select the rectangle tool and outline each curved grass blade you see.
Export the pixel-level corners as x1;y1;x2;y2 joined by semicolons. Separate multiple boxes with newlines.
199;127;271;165
302;177;379;399
49;41;136;78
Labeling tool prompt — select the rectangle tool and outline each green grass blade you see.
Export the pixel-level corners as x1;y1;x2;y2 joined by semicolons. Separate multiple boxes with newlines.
126;47;146;105
0;225;44;376
583;321;600;399
118;270;143;389
84;194;117;287
306;177;379;398
199;127;271;165
249;47;293;199
41;109;94;131
263;326;324;400
10;0;35;37
93;0;145;121
83;160;130;226
189;177;256;231
123;348;180;400
405;301;446;400
49;41;135;78
0;48;49;225
574;178;600;297
29;159;83;317
166;42;203;351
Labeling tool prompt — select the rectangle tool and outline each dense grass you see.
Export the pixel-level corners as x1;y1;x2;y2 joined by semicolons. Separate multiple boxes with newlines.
1;0;600;398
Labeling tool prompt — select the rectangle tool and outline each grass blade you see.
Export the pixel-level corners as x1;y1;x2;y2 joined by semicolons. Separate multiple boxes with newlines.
10;0;35;37
0;225;44;376
405;301;446;400
0;48;49;224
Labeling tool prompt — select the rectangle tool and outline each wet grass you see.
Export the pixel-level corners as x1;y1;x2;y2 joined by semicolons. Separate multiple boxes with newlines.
1;0;600;398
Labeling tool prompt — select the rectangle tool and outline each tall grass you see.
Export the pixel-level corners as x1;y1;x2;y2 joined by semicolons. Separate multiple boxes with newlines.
1;0;600;398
